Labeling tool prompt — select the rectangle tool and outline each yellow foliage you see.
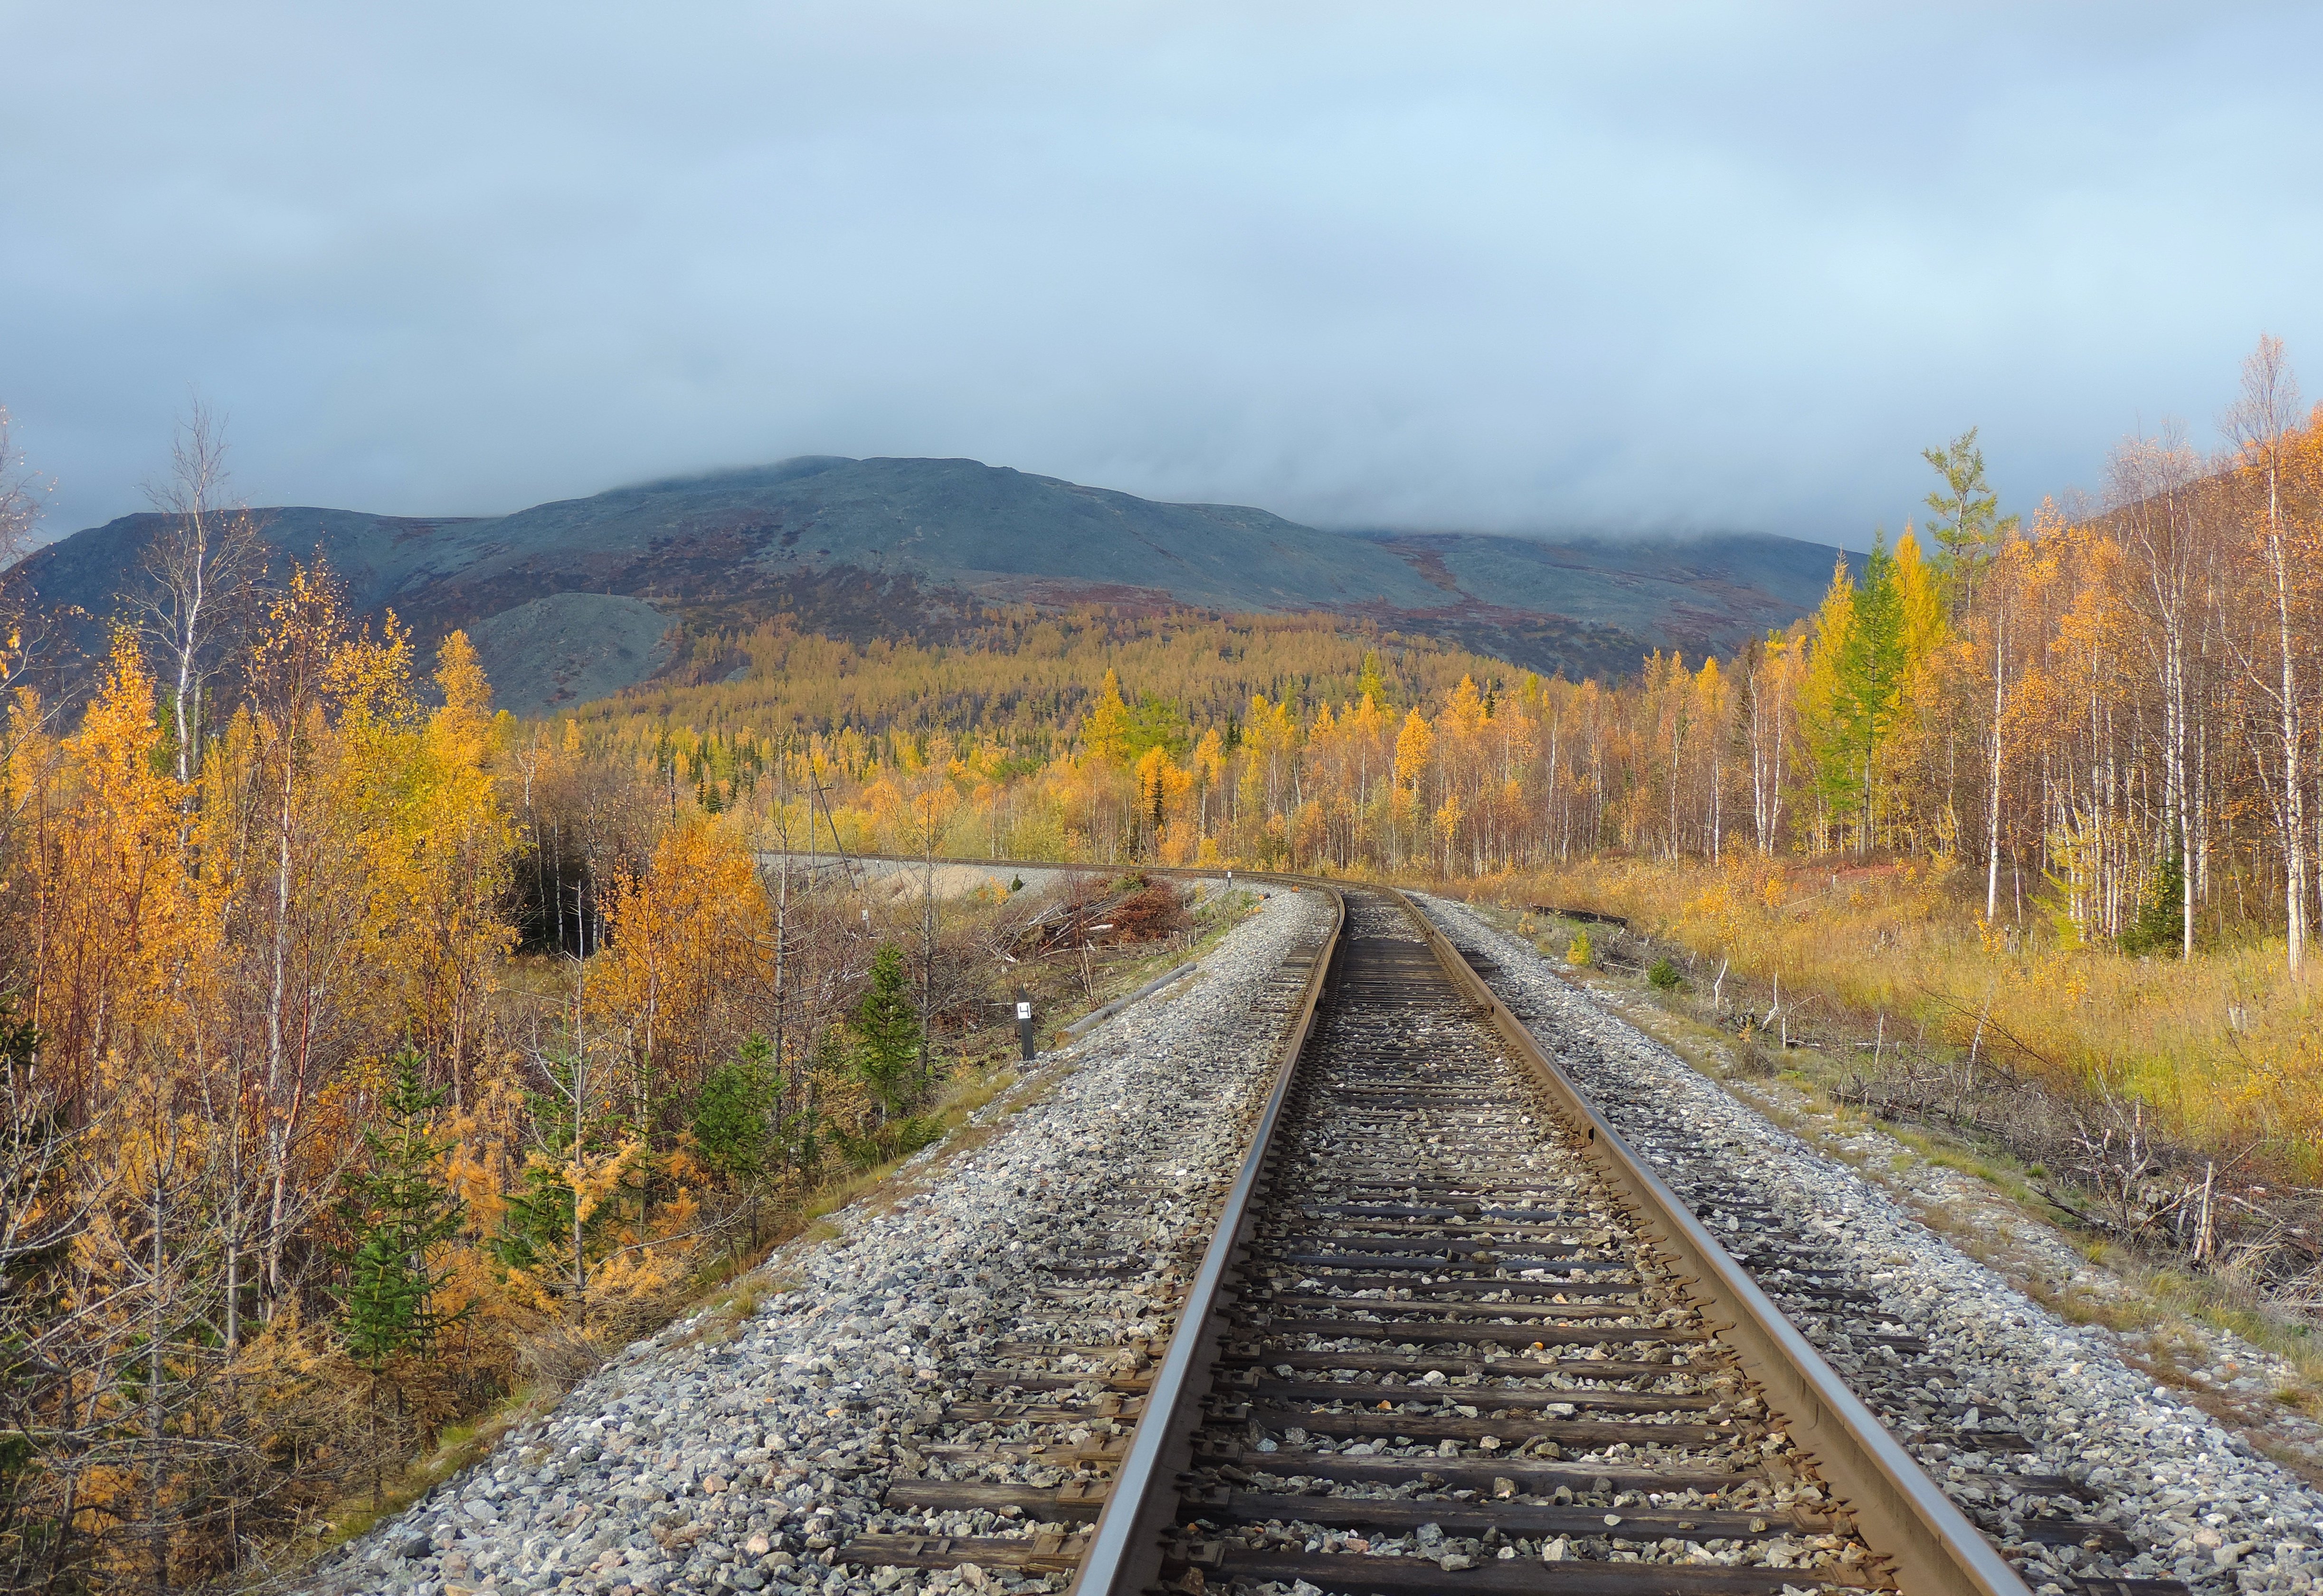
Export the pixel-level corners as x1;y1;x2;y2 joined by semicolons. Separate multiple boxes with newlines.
1502;852;2323;1175
588;820;768;1113
1393;707;1433;792
22;633;191;1099
1081;667;1131;763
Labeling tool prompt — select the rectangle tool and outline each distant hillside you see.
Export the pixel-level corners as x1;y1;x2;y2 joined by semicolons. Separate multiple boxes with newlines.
9;456;1854;713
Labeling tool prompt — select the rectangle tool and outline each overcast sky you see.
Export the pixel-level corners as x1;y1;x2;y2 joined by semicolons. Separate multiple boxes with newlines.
5;2;2320;548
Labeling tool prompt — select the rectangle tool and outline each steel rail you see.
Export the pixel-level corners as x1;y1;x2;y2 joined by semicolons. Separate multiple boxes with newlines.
799;849;2035;1596
1064;881;1346;1596
1384;884;2033;1596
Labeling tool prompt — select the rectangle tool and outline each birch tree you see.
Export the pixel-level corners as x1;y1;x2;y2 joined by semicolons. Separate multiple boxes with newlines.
2221;335;2310;973
0;405;54;709
138;403;265;784
2109;429;2207;957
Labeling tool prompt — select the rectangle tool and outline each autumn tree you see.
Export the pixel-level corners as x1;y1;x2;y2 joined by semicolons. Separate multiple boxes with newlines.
1392;707;1433;864
1081;668;1131;763
137;401;265;784
500;1022;632;1314
0;403;52;705
236;563;401;1310
1739;628;1802;855
2222;334;2312;973
0;1006;104;1592
0;405;42;571
17;632;190;1116
374;632;516;1100
2109;429;2209;957
590;819;767;1125
1801;548;1896;854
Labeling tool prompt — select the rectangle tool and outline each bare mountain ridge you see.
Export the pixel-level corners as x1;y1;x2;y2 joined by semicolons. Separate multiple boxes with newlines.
11;456;1854;713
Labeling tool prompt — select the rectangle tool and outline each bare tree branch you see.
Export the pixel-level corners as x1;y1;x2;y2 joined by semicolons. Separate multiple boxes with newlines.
137;400;267;783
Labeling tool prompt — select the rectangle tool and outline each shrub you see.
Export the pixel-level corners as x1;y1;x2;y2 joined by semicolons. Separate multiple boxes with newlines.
1647;957;1683;991
826;1112;946;1172
1566;930;1593;967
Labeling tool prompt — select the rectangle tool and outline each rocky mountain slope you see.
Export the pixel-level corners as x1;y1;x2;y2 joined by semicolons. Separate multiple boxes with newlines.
10;456;1853;713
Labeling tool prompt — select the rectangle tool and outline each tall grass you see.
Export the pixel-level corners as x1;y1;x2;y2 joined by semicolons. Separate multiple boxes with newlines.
1460;854;2323;1179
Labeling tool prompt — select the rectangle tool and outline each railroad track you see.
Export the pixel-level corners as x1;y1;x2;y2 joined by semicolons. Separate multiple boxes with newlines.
838;883;2183;1596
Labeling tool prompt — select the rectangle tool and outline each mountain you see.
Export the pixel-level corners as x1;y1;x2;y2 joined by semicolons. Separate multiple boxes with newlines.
9;456;1853;714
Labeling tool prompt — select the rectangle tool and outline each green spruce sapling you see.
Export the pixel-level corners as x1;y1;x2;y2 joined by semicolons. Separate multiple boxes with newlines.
337;1048;468;1499
854;944;921;1122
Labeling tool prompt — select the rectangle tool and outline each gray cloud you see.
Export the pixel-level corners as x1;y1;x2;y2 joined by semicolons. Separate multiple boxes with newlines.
5;0;2319;548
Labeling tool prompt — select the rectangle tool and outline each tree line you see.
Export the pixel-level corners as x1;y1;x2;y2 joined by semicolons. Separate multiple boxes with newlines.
608;342;2321;979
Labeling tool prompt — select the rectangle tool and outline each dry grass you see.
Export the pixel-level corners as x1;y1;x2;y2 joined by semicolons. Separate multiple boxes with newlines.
277;1377;566;1578
1452;854;2323;1177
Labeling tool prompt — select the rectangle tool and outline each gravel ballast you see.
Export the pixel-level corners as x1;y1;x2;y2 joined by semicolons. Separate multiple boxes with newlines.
305;888;1331;1596
1419;892;2323;1595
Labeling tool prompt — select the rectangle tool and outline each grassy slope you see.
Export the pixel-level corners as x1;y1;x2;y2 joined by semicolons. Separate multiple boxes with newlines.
1446;854;2323;1178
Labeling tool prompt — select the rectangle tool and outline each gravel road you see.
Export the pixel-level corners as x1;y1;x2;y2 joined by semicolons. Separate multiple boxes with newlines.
304;888;1330;1596
1418;893;2323;1596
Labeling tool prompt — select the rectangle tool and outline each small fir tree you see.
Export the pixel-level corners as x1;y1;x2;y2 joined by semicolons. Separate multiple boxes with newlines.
780;1025;852;1184
854;944;921;1121
339;1050;466;1369
692;1034;780;1185
692;1033;783;1248
337;1048;468;1500
2121;854;2188;957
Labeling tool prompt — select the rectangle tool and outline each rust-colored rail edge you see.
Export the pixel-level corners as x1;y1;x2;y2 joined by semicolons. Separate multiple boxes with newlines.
1384;885;2033;1596
1063;881;1346;1596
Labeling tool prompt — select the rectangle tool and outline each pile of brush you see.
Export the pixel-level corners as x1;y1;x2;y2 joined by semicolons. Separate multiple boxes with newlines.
1012;872;1193;955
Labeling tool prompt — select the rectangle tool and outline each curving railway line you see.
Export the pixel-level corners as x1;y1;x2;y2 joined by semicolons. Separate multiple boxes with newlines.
835;880;2192;1596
